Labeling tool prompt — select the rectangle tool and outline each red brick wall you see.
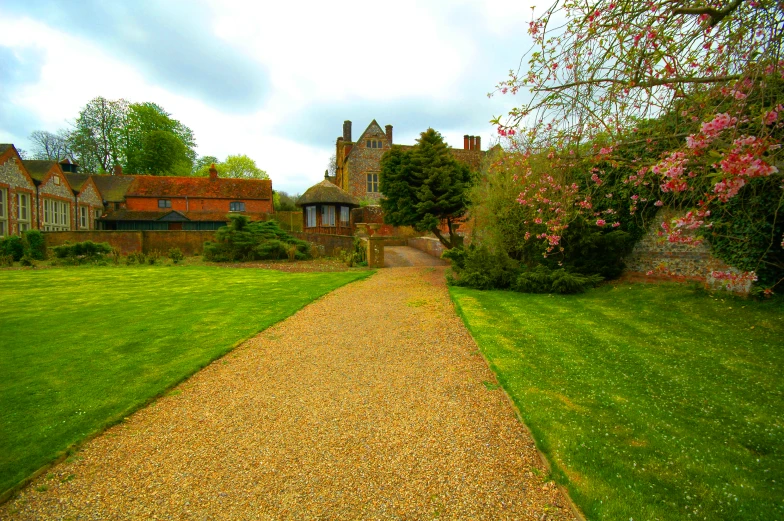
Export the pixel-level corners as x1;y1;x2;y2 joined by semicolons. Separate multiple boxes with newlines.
43;230;218;256
142;231;217;256
44;231;143;255
125;197;272;213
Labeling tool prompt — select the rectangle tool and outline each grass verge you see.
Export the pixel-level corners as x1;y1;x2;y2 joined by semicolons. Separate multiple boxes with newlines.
1;265;371;495
450;283;783;521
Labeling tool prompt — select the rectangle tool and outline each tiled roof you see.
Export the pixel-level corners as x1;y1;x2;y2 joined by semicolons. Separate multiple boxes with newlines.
21;160;59;182
64;173;92;192
101;209;266;222
126;175;272;200
90;175;136;202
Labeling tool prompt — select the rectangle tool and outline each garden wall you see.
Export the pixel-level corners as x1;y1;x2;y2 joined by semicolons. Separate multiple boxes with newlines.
291;232;355;257
623;209;752;293
43;231;216;256
407;237;447;260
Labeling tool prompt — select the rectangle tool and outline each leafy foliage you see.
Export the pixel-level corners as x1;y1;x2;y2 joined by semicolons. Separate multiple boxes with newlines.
380;128;473;248
52;241;112;264
193;155;268;179
0;236;24;261
203;215;310;262
22;230;46;260
168;248;185;264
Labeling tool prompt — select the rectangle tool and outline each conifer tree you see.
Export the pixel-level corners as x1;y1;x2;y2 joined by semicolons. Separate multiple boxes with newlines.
380;128;472;248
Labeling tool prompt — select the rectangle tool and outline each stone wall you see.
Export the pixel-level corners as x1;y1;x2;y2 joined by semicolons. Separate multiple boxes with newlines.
292;232;355;257
407;237;448;260
624;209;752;293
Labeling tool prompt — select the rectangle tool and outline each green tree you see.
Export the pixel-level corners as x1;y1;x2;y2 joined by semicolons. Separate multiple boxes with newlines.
194;155;269;179
193;155;219;176
273;190;299;211
380;128;473;248
123;102;196;175
69;97;128;172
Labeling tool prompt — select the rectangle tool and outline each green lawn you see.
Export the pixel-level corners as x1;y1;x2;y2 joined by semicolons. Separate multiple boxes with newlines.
450;283;784;521
0;265;370;495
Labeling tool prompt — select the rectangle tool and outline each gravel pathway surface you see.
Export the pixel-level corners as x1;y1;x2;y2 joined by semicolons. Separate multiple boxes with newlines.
383;247;448;267
2;267;576;520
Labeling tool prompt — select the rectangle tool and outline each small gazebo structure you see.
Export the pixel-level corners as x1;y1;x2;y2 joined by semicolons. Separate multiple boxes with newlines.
296;179;360;235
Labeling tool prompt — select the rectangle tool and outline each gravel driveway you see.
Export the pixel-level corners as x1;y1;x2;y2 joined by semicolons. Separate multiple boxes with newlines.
1;267;576;520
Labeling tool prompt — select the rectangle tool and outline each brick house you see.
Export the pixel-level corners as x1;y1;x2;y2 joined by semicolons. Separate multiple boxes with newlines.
0;144;37;236
333;120;487;201
98;165;273;230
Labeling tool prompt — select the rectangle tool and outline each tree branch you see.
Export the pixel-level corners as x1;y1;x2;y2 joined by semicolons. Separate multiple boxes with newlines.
535;74;742;92
672;0;745;27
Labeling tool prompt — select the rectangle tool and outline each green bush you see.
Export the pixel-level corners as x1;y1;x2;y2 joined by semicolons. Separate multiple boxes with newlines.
0;236;24;261
168;248;184;264
446;245;519;290
20;255;37;267
204;215;311;262
513;265;603;294
22;230;46;260
0;254;13;267
52;241;113;264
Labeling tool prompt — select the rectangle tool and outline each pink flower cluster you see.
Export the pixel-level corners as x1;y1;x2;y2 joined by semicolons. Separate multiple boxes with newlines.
714;136;779;201
651;151;689;192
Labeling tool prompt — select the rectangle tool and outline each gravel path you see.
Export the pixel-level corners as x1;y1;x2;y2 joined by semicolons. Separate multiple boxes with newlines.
1;267;576;520
383;246;448;267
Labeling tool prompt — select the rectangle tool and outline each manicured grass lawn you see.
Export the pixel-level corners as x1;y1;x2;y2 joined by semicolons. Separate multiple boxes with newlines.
0;265;371;495
450;283;784;521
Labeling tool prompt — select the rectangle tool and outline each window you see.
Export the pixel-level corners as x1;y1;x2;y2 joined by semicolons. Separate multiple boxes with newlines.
158;199;172;208
366;139;382;149
229;201;245;212
79;206;88;229
367;173;379;193
306;206;316;228
0;188;6;237
53;175;60;185
42;198;70;231
94;208;102;229
17;193;30;232
322;205;336;226
340;206;349;226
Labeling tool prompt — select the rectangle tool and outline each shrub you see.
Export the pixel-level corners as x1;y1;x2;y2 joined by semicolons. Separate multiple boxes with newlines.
341;237;367;267
52;241;112;263
22;230;46;260
0;254;13;267
0;236;24;261
446;245;519;290
513;265;603;294
204;215;311;262
20;255;37;267
168;248;184;264
147;250;161;265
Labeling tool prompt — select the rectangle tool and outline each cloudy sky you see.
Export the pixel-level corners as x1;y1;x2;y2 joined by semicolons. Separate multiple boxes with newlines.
0;0;538;194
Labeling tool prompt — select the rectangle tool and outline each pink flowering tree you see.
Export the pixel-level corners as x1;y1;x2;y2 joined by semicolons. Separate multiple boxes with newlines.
493;0;784;292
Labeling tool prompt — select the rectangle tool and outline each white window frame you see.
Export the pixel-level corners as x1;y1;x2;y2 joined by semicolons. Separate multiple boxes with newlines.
17;193;30;233
306;206;316;228
340;206;349;226
322;205;335;227
43;198;70;231
0;188;7;237
79;206;88;229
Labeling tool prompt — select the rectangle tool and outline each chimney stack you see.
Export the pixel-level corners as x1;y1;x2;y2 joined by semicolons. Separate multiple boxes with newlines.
385;124;393;144
464;135;470;150
475;136;481;151
343;120;352;143
209;163;218;181
113;164;122;176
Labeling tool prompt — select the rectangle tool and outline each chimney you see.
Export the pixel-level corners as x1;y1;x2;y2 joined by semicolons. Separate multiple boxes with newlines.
343;120;352;142
385;125;393;144
475;136;481;151
113;164;122;176
209;163;218;181
464;135;470;150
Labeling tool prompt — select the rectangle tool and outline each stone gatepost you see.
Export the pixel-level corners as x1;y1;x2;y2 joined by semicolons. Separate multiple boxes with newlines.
366;237;385;268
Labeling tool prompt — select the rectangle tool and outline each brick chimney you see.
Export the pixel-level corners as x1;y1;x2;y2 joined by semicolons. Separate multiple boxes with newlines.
475;136;481;151
209;163;218;181
113;164;122;176
464;135;470;150
343;120;352;142
385;125;393;144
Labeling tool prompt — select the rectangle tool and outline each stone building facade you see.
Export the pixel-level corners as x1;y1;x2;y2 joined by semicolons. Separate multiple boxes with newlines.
334;120;486;201
0;145;38;236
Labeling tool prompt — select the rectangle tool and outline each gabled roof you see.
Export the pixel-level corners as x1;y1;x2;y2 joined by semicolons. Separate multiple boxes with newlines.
297;179;360;207
21;160;61;183
64;173;92;192
90;175;136;202
126;175;272;200
0;145;36;187
345;119;390;163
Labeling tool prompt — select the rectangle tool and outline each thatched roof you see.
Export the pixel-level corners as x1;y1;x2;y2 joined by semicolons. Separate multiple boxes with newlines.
297;179;360;207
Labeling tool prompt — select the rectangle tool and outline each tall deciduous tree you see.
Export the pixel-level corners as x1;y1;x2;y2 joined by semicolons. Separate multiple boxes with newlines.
69;97;128;172
28;130;72;161
193;154;269;179
380;128;473;248
123;102;196;175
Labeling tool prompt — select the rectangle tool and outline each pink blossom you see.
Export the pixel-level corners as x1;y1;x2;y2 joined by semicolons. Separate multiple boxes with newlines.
612;222;621;228
654;200;664;207
764;110;778;125
596;219;606;227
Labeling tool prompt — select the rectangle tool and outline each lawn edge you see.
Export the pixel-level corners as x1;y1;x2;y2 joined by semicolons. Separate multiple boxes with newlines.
0;269;375;505
447;286;587;521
